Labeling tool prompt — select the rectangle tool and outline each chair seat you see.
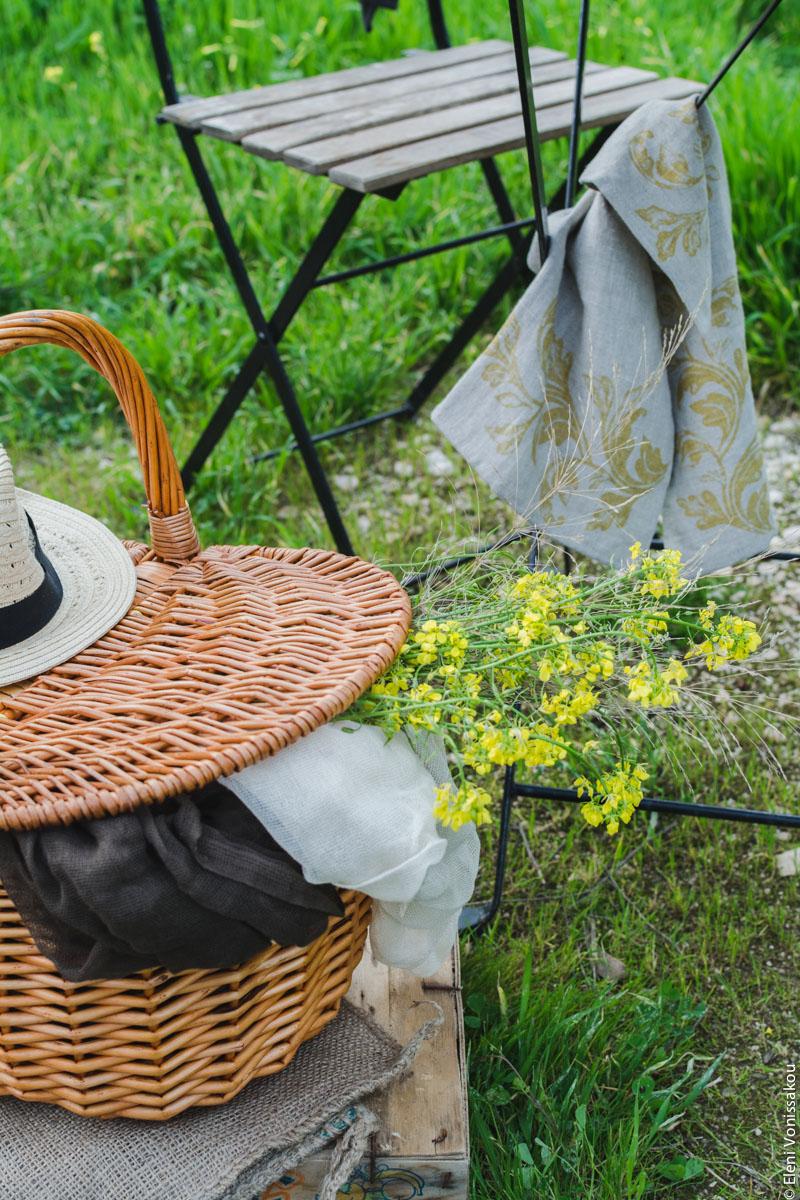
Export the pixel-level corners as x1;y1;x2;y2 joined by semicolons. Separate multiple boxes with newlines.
160;38;702;194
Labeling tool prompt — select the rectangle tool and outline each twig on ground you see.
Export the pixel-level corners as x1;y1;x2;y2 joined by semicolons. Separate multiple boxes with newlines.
692;1123;772;1189
583;917;599;984
516;821;546;882
577;819;679;900
601;867;681;951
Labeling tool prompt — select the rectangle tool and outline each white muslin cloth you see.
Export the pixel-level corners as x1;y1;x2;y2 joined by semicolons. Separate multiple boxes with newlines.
431;96;774;576
223;723;479;976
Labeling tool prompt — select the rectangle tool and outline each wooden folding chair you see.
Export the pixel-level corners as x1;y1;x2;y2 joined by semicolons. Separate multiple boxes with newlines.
142;0;700;554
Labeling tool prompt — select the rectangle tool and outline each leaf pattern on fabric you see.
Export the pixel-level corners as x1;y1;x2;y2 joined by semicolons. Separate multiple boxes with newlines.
481;313;543;458
431;97;773;570
528;307;669;530
635;206;707;262
671;280;772;534
668;98;700;124
582;374;670;531
710;277;739;327
482;314;544;453
533;299;578;450
629;130;705;189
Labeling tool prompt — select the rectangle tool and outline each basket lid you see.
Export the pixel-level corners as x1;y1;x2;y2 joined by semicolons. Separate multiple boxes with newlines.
0;311;410;831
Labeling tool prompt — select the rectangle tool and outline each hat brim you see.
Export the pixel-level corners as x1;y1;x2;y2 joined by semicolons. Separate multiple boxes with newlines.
0;544;411;831
0;489;137;688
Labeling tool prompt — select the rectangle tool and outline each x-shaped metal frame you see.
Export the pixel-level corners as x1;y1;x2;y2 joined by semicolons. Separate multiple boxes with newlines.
142;0;621;556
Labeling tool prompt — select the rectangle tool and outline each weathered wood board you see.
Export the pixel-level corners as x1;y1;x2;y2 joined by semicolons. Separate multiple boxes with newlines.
257;943;469;1200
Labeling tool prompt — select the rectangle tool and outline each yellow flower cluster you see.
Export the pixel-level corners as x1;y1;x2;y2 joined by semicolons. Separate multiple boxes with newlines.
433;782;493;830
685;610;762;669
624;658;688;708
406;619;468;669
628;542;688;598
577;762;649;835
348;545;763;837
463;720;569;773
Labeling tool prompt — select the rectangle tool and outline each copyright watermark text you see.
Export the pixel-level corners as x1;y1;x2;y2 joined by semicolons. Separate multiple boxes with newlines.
783;1063;797;1199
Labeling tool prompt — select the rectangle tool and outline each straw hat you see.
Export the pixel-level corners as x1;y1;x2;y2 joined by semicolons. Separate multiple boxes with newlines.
0;311;411;834
0;446;137;688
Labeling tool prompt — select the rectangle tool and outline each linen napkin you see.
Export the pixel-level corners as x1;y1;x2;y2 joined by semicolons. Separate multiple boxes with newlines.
223;723;480;977
431;96;774;575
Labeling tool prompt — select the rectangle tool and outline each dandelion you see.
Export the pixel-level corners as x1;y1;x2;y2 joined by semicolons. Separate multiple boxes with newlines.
43;66;64;83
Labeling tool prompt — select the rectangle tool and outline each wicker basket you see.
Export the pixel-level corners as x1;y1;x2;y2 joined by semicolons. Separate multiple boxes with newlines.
0;311;410;1119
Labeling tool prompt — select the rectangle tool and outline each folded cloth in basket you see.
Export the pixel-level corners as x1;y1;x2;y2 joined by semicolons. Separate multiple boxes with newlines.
431;96;774;576
224;722;480;977
0;780;343;982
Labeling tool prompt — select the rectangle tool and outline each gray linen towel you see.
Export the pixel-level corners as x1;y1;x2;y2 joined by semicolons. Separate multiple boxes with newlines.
431;96;774;575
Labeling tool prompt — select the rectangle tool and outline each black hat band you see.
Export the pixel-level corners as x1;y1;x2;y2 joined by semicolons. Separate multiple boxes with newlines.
0;513;64;650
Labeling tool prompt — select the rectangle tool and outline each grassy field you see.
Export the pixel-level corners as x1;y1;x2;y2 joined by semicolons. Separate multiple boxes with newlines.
2;2;800;1196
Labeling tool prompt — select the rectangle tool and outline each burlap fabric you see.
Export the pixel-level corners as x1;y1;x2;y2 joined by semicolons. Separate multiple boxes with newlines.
0;999;441;1200
432;96;774;576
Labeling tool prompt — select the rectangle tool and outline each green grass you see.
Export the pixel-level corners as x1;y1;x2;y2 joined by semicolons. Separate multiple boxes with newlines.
2;3;800;1196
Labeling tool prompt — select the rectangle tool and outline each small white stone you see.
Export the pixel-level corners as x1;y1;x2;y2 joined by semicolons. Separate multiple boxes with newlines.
424;448;454;478
776;848;800;877
332;473;360;492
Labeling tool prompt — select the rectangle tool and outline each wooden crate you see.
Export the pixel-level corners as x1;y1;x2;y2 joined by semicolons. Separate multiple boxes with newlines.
260;944;469;1200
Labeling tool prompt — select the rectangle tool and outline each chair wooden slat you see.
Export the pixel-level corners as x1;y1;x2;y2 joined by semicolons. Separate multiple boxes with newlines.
201;47;568;142
161;39;541;129
240;55;603;160
328;76;703;193
284;65;658;175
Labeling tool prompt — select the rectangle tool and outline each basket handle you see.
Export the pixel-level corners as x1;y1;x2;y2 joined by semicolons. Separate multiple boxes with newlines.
0;309;200;563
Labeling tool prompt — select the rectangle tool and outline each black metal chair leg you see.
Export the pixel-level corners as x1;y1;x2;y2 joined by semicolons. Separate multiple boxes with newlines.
182;342;265;488
459;764;515;932
403;254;524;418
480;158;527;260
259;329;355;555
169;128;356;552
270;187;366;344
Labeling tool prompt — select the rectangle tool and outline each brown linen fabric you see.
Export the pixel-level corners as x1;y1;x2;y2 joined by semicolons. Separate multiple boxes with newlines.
0;780;343;982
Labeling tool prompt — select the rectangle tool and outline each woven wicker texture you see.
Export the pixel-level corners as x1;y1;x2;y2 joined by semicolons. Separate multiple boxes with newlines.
0;311;411;832
0;310;407;1118
0;883;371;1120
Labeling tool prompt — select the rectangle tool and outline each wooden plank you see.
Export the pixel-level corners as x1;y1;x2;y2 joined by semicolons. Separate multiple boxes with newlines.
285;65;657;175
329;75;704;193
160;40;516;129
259;1154;468;1200
272;943;468;1199
202;50;518;141
242;56;603;162
201;46;567;142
